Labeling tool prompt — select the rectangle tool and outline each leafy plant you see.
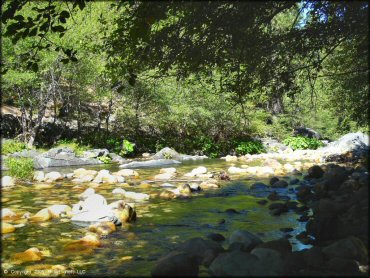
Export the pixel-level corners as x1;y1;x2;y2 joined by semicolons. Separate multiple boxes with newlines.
6;157;34;180
283;136;324;150
235;140;266;155
163;152;173;159
2;139;28;155
119;139;135;156
98;155;112;164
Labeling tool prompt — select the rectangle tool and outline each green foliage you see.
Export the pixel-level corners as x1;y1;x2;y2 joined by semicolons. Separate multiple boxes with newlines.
6;157;34;180
98;155;112;164
54;139;90;156
235;140;266;155
2;140;28;155
283;136;324;150
119;139;135;156
163;152;173;160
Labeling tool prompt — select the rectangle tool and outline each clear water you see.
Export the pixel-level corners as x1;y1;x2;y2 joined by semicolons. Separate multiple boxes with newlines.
2;159;311;276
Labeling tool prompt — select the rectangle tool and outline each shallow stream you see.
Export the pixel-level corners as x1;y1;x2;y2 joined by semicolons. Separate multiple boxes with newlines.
2;158;311;276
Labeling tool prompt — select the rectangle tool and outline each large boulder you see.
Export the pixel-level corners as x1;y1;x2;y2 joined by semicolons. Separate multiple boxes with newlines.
322;236;368;264
151;251;199;277
294;127;322;139
209;250;259;276
71;193;117;226
176;237;224;266
322;132;369;158
81;149;109;158
33;147;103;169
152;147;182;160
229;230;263;251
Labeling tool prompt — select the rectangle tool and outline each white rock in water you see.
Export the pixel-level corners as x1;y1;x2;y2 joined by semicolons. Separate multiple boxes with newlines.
124;191;150;201
45;171;63;182
2;176;15;187
47;204;71;218
161;183;176;188
154;173;174;180
159;167;177;174
83;194;107;209
33;171;45;182
80;188;95;200
184;166;208;177
228;167;248;174
115;169;139;177
112;188;126;195
2;208;16;219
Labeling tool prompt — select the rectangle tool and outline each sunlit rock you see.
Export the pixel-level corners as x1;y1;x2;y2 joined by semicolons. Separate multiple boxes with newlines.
44;171;63;182
115;169;139;177
228;167;248;174
47;205;72;218
112;188;126;195
124;191;150;201
29;208;52;222
2;176;15;187
33;171;45;182
184;166;208;177
2;222;16;234
12;247;43;264
154;172;175;180
89;221;116;236
2;208;17;220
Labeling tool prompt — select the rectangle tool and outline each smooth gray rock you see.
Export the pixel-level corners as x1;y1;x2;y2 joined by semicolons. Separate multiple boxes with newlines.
152;147;207;161
9;149;41;158
119;159;181;168
82;149;109;158
321;132;369;157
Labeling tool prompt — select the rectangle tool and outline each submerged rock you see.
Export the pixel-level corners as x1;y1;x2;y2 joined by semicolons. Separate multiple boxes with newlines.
2;222;16;234
12;247;43;264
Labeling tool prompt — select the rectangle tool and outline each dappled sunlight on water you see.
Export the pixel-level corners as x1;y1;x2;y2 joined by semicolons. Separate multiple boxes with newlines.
2;159;311;276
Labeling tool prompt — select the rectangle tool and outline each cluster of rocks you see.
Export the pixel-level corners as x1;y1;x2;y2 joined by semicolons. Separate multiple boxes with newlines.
152;160;369;276
152;230;368;276
4;146;127;170
227;159;307;177
222;132;369;164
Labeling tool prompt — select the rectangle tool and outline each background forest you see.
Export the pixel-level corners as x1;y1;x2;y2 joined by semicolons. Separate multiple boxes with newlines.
1;1;369;157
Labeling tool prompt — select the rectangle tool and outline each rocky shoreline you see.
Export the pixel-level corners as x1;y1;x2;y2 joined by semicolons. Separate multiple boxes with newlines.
151;162;369;276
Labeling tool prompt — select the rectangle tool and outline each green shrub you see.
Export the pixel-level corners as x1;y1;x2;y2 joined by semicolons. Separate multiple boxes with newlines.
2;139;28;155
283;136;324;150
163;152;173;159
235;140;266;155
98;155;112;164
120;139;135;156
54;139;90;156
6;157;34;180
